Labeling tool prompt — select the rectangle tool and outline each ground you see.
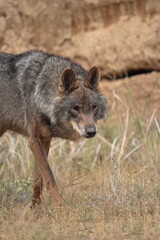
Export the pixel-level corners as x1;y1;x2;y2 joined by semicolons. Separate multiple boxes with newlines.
0;72;160;240
101;71;160;118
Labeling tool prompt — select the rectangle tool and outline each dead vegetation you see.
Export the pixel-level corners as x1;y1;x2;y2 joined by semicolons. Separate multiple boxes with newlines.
0;72;160;240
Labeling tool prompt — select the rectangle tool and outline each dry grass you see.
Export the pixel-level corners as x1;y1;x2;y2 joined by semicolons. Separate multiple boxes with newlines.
0;81;160;240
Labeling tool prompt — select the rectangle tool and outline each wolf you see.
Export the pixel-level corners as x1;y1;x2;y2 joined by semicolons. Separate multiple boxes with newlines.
0;50;107;205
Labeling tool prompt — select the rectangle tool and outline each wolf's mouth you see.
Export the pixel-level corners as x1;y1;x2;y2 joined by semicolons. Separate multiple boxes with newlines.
85;133;96;138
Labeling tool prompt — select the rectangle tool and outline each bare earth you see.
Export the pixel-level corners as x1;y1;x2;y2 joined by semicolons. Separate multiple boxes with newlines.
101;71;160;118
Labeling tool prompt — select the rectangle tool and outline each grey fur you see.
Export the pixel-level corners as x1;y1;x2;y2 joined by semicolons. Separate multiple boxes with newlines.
0;50;107;203
0;50;107;140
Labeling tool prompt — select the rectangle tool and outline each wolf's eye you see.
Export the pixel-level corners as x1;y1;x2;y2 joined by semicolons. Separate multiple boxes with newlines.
72;105;80;112
92;105;97;111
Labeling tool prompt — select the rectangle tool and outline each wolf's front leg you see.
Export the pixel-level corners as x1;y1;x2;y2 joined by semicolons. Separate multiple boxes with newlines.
32;162;43;206
29;135;61;203
32;140;51;205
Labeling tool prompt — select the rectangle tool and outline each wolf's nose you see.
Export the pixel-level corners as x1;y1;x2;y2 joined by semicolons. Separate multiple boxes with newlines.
85;125;96;138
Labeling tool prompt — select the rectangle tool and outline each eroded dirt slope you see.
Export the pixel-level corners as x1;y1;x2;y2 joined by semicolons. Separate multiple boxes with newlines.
0;0;160;76
101;71;160;118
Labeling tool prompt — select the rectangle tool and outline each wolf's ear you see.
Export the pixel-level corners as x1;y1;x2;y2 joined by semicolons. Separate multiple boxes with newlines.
84;66;100;91
59;68;78;94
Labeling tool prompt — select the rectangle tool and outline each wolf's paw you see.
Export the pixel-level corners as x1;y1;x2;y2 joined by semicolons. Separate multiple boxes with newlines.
30;197;42;209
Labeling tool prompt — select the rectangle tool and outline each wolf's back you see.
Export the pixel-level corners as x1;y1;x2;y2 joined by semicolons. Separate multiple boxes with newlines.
0;51;49;133
0;51;87;134
0;53;26;133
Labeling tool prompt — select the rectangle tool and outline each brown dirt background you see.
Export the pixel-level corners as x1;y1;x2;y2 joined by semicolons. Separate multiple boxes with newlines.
0;0;160;115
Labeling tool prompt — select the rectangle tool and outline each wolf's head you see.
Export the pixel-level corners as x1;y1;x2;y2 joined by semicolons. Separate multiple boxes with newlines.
54;66;107;139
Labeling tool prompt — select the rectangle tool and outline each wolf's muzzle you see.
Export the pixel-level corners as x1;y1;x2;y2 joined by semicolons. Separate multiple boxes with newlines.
85;125;96;138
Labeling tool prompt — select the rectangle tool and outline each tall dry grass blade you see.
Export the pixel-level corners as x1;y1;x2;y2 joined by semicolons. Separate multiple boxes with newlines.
154;118;160;137
120;144;143;178
91;143;101;170
113;90;125;106
110;136;120;160
117;107;129;166
123;144;142;161
97;134;112;147
146;109;157;135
